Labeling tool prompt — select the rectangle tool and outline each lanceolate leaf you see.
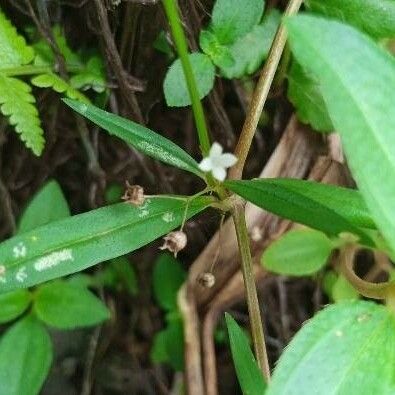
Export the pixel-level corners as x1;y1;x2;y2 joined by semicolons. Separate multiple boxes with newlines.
286;16;395;255
268;301;395;394
225;179;374;245
64;99;204;177
0;196;212;293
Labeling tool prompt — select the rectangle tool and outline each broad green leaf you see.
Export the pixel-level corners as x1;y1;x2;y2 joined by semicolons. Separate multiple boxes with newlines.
64;99;204;177
163;53;215;107
34;280;109;329
287;61;333;132
18;180;70;234
0;74;44;155
218;10;281;79
210;0;264;45
225;179;374;245
268;301;395;395
153;253;186;311
0;289;31;324
286;15;395;255
262;229;333;276
0;196;212;293
0;315;52;395
225;313;266;395
305;0;395;39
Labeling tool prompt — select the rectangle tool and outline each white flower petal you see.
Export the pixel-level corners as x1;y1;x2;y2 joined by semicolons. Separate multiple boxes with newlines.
210;142;223;157
198;157;213;172
212;166;227;181
218;153;237;168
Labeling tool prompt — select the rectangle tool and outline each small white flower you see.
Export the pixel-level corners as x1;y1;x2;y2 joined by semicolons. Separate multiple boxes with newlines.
198;142;237;181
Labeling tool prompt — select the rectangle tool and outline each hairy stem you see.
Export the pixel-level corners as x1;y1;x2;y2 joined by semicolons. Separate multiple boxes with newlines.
232;201;271;381
229;0;303;180
162;0;211;156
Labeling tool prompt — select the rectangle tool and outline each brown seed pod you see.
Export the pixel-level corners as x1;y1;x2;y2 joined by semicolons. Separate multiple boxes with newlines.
122;181;145;206
159;231;187;257
197;272;216;288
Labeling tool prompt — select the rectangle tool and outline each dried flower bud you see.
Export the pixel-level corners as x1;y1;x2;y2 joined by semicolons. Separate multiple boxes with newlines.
159;231;187;257
197;272;216;288
122;182;145;206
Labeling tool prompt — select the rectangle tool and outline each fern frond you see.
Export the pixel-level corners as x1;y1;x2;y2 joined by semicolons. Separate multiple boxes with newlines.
0;74;44;155
0;8;34;67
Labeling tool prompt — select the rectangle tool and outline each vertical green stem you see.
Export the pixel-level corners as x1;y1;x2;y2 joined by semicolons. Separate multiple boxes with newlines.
162;0;211;155
232;202;271;381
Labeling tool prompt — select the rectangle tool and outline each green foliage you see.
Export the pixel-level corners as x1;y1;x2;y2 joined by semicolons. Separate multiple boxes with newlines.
225;313;266;395
268;301;395;394
262;229;334;276
225;179;374;245
0;290;31;324
64;99;204;177
331;274;360;302
0;316;52;395
34;280;109;329
163;53;215;107
69;56;106;93
286;15;395;256
18;180;70;234
305;0;395;39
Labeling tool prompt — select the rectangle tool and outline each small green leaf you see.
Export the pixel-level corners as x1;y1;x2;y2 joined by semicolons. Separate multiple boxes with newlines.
164;52;215;107
64;99;204;177
268;301;395;395
153;253;186;311
210;0;264;45
225;313;266;395
0;315;52;395
305;0;395;39
332;274;360;302
0;196;211;293
18;180;70;234
0;289;31;324
225;179;374;245
286;15;395;255
69;56;106;93
199;30;235;69
262;229;333;276
34;280;109;329
287;61;333;133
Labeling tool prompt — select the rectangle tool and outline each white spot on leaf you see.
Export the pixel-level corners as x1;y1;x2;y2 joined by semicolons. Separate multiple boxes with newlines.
34;249;74;272
16;266;27;283
13;242;27;258
162;212;175;223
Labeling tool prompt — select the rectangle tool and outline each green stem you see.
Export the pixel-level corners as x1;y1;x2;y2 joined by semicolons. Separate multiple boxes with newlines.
162;0;211;156
229;0;303;180
0;64;83;77
232;201;271;381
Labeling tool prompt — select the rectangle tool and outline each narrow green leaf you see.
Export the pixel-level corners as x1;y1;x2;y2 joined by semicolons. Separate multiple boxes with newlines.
34;280;109;329
262;229;333;276
63;99;204;177
210;0;264;45
18;180;70;234
0;315;52;395
0;289;31;324
0;196;212;293
163;52;215;107
152;253;186;311
268;301;395;394
225;313;266;395
286;15;395;254
225;179;374;245
305;0;395;39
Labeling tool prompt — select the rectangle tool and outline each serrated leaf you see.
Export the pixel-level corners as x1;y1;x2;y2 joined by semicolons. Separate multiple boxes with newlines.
218;10;281;79
287;61;333;133
0;315;52;395
0;8;34;67
0;74;44;155
305;0;395;39
64;99;204;177
286;15;395;255
152;253;186;311
0;289;31;324
225;313;266;395
164;52;215;107
0;196;212;293
18;180;70;234
210;0;264;45
34;280;109;329
225;179;374;245
268;301;395;395
262;229;333;276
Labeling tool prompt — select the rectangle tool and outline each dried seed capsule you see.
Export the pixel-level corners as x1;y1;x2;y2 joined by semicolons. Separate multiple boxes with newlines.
159;231;187;257
122;182;145;206
197;272;216;288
